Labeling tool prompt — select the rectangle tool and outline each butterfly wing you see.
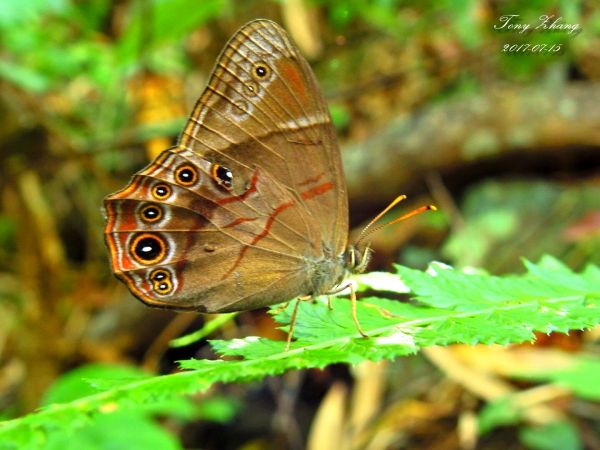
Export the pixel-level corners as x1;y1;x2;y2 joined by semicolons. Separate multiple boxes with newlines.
180;19;348;254
104;20;348;312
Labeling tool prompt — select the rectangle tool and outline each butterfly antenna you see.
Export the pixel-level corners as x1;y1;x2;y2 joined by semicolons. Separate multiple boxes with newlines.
355;195;437;246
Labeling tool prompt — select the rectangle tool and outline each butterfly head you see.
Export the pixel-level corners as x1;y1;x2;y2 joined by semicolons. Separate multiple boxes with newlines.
345;243;372;275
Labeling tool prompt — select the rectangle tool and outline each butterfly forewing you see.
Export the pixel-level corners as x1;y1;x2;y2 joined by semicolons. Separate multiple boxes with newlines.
180;20;348;254
104;20;349;312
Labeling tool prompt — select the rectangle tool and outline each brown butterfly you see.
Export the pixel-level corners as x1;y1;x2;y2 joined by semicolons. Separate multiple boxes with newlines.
103;19;434;349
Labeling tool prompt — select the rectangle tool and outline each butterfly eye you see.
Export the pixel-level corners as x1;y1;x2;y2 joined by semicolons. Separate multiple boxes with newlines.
252;63;271;81
175;164;198;186
131;233;167;265
152;183;172;200
149;269;173;295
211;164;233;190
140;204;163;223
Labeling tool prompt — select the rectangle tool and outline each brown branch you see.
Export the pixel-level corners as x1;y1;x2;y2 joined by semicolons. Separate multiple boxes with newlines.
343;82;600;206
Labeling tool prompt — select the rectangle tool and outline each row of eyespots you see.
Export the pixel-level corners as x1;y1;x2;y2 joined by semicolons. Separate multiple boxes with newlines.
148;163;235;203
139;162;235;231
228;62;272;118
129;162;234;260
127;161;235;297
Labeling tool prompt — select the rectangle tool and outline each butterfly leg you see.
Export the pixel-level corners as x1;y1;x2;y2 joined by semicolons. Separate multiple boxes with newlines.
284;299;301;352
349;283;368;338
285;295;310;351
327;283;368;338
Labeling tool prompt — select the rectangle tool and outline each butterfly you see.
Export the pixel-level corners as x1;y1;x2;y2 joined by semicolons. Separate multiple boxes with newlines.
103;19;434;349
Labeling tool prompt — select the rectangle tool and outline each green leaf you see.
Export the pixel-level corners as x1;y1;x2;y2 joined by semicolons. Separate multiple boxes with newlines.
396;256;599;315
195;397;240;424
0;0;68;27
477;396;523;434
519;421;582;450
116;0;227;64
1;256;599;448
41;412;183;450
0;59;50;92
328;103;350;131
512;355;600;401
41;363;200;420
440;0;482;48
42;364;150;406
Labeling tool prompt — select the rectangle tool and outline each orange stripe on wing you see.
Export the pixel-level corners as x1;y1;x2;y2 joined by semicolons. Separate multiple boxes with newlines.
301;182;333;200
298;172;325;186
223;216;258;228
281;61;306;104
222;200;295;279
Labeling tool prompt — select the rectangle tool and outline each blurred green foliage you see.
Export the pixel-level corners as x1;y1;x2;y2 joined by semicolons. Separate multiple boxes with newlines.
478;354;600;443
520;421;582;450
443;180;600;271
0;0;226;154
0;0;590;156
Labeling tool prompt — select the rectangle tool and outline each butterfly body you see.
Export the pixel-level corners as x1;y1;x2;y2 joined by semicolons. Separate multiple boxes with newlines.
104;19;369;314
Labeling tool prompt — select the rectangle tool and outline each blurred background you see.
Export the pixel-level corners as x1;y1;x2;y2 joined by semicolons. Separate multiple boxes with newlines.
1;0;600;449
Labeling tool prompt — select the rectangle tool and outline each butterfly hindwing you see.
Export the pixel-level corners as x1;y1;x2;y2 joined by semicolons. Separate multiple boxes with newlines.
104;20;349;311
